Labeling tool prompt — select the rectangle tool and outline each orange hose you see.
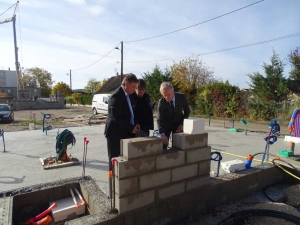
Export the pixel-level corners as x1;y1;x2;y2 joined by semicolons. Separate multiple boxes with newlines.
32;215;52;225
23;203;56;225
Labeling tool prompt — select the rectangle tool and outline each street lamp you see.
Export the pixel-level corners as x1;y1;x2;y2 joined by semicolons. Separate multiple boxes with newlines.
115;41;123;84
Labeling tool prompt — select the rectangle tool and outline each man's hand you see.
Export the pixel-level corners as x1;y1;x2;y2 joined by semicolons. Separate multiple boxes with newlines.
131;124;140;134
136;124;140;132
175;125;183;133
161;134;169;145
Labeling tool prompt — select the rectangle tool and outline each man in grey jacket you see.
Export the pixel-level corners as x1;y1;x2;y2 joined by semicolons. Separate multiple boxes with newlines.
157;82;190;149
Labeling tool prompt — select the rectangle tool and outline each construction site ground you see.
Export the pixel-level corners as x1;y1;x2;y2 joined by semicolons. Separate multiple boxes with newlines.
0;105;299;224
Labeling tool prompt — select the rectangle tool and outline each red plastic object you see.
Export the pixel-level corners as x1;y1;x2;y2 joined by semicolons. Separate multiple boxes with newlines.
111;158;117;166
23;203;57;224
32;215;52;225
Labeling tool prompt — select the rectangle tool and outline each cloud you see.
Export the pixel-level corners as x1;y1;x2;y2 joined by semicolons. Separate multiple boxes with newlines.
86;5;104;15
64;0;86;5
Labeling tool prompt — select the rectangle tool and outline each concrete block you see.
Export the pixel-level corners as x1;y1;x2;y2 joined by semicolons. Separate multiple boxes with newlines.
148;201;169;220
140;170;171;190
199;160;211;175
116;190;155;214
156;151;185;170
115;157;155;179
238;172;257;189
107;216;122;225
221;159;245;173
29;123;36;130
172;164;198;182
186;146;211;163
115;177;138;197
206;193;228;210
157;182;185;200
183;118;205;134
173;133;208;150
134;207;150;225
177;192;197;209
186;175;210;191
123;212;135;225
122;137;163;160
50;197;85;222
219;178;239;193
227;188;247;202
197;180;221;200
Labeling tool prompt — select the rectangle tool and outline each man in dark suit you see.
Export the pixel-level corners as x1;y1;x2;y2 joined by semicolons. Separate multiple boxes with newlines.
157;82;190;149
104;74;140;170
130;79;154;137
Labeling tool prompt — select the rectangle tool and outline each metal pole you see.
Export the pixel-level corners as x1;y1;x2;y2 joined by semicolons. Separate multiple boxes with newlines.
13;16;21;97
120;41;123;84
70;69;72;92
70;69;72;106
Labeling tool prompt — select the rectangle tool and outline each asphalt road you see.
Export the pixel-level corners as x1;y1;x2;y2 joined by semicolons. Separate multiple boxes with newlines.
0;123;292;195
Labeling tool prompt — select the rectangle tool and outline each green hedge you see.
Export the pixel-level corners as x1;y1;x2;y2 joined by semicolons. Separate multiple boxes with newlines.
65;96;74;104
78;95;93;105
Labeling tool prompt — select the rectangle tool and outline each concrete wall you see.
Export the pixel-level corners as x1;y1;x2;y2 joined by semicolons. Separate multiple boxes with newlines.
114;133;211;214
66;132;291;225
1;98;65;110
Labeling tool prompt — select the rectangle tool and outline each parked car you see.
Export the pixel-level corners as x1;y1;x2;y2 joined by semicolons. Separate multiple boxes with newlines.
92;94;111;115
0;104;14;123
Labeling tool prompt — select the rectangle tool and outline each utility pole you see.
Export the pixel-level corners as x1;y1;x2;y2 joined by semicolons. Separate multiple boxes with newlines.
69;69;72;92
120;41;123;84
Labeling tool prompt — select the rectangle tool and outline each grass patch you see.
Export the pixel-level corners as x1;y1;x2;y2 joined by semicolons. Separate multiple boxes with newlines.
18;120;42;126
17;120;64;126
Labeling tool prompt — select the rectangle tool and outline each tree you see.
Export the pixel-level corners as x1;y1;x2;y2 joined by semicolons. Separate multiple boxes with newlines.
72;93;82;104
288;47;300;94
22;67;53;97
84;78;107;93
51;82;71;96
171;56;217;103
143;65;173;104
247;50;289;103
196;81;240;117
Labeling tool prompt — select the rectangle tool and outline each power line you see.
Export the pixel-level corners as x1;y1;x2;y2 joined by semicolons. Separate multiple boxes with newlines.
0;2;17;17
124;0;264;43
74;42;121;71
98;62;119;75
123;32;300;64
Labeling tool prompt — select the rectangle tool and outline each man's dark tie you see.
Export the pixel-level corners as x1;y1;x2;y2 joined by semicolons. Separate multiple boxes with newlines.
170;100;175;113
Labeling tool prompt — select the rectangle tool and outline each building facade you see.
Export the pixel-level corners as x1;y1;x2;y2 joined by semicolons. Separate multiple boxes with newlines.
0;69;41;99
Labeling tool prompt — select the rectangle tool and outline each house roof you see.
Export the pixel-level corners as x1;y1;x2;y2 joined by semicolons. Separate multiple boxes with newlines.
72;89;86;93
95;74;125;94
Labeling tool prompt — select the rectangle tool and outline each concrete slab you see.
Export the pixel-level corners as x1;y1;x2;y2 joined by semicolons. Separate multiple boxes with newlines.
0;123;294;196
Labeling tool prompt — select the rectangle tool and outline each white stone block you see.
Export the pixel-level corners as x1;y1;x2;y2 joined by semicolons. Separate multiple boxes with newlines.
50;196;85;222
221;159;245;173
183;118;205;134
284;135;300;143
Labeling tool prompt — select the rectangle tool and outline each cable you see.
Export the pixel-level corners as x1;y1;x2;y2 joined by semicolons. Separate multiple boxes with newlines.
98;62;119;75
71;71;91;79
74;42;121;71
218;209;300;225
124;32;300;64
0;2;17;17
124;0;264;43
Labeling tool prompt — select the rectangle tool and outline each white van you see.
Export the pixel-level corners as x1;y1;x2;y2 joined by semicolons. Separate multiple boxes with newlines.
92;94;111;115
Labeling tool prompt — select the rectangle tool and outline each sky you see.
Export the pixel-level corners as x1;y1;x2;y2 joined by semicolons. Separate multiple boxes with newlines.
0;0;299;90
